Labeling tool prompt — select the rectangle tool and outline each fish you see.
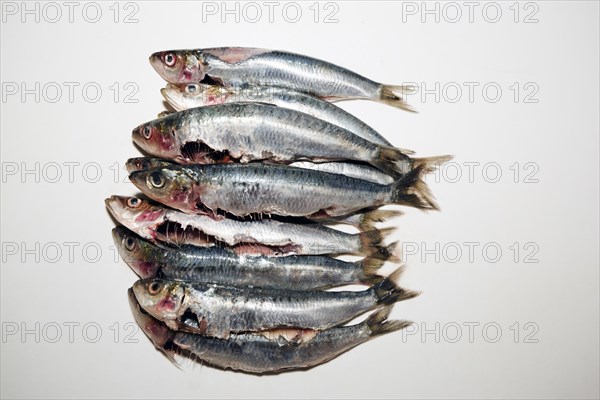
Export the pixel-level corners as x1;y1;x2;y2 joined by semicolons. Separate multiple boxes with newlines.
113;226;385;290
128;163;443;220
132;267;418;338
106;195;398;258
125;157;175;174
131;103;434;177
128;288;179;365
149;47;416;111
129;288;412;374
162;83;411;147
127;155;392;186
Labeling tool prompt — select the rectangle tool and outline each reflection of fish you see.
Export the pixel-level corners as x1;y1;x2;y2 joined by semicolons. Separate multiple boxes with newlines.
129;163;443;219
106;195;398;258
131;103;425;177
129;288;411;374
149;47;415;111
162;83;406;147
112;226;386;290
132;267;418;339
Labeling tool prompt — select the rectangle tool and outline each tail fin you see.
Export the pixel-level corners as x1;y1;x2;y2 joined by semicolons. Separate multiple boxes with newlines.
358;227;400;261
413;155;454;175
379;241;401;263
356;257;385;285
365;305;413;337
374;146;414;177
373;265;420;305
380;84;417;112
357;209;403;231
387;154;453;211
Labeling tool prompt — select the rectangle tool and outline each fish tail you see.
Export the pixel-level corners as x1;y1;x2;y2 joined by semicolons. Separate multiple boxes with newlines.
373;265;420;305
357;209;404;231
413;155;454;175
375;146;418;177
388;155;453;211
379;84;417;112
358;227;399;261
382;241;402;263
365;305;413;337
356;257;385;285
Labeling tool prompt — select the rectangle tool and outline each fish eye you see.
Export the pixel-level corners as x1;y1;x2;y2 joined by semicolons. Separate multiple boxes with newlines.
185;84;198;94
148;281;162;295
124;236;137;251
149;171;165;188
142;126;152;140
127;197;141;208
164;53;176;67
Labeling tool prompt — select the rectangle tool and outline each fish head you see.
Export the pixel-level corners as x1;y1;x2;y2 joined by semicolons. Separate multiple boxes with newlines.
128;288;181;365
125;157;175;174
133;278;186;322
112;226;161;278
161;83;228;110
132;118;180;160
129;168;200;214
149;50;206;84
106;195;166;240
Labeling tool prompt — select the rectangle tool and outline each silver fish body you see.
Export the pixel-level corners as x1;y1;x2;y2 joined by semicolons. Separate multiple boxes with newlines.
113;226;384;290
132;103;412;176
129;289;411;374
132;268;416;338
106;195;396;258
162;83;397;146
173;305;409;373
150;48;414;110
128;163;438;219
289;161;394;185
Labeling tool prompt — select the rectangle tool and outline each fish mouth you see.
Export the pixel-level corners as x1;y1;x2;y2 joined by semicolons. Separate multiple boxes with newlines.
149;52;169;80
105;197;119;219
160;87;180;109
128;170;148;190
111;226;122;243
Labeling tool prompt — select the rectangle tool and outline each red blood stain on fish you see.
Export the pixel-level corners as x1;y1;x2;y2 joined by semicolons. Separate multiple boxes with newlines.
134;210;163;223
136;261;157;278
158;296;177;312
159;134;175;151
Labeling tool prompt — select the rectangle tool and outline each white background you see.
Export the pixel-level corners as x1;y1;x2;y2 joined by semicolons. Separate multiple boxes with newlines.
1;1;598;398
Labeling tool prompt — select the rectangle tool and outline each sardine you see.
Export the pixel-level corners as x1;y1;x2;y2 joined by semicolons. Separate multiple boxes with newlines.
127;155;392;185
106;195;398;258
113;226;385;290
128;163;442;219
131;103;434;177
132;267;418;338
125;157;176;174
162;83;408;147
129;288;411;374
149;47;415;111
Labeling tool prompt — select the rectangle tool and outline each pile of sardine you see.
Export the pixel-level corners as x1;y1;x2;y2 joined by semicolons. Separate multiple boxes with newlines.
106;47;451;374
